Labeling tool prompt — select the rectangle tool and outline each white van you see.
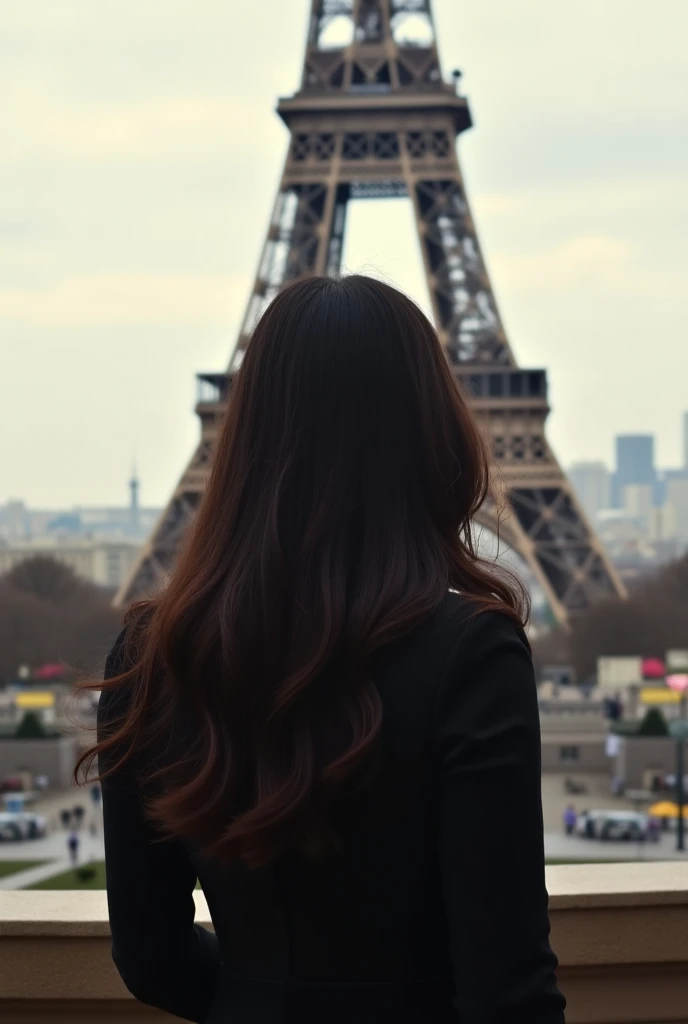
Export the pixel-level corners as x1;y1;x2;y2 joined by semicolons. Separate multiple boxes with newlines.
0;812;47;841
595;810;648;842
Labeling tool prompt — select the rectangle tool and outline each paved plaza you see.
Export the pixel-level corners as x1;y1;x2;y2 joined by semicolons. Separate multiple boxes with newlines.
0;785;104;889
1;776;686;890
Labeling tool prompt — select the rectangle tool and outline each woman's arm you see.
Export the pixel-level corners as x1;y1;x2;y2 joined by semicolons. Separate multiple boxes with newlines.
434;611;566;1023
98;630;222;1023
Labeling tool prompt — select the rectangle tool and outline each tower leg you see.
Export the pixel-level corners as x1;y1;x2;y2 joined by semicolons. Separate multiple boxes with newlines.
116;172;346;606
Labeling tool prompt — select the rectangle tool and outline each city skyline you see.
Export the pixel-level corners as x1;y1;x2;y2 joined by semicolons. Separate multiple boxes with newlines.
2;0;688;507
571;420;688;477
3;416;687;513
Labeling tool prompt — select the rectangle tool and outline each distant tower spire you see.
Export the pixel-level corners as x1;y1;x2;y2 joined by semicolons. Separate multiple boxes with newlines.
129;463;140;534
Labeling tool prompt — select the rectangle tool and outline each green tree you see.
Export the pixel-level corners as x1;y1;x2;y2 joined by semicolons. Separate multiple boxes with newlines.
15;711;48;740
637;708;669;738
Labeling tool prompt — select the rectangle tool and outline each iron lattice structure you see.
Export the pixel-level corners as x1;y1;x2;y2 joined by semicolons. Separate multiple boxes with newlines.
118;0;626;624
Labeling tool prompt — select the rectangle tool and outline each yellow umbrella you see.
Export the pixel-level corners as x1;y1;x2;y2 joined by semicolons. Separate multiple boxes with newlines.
648;801;688;819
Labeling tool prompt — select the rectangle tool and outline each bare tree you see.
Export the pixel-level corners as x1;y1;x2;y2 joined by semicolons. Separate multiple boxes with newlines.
6;556;94;604
534;551;688;681
0;557;122;683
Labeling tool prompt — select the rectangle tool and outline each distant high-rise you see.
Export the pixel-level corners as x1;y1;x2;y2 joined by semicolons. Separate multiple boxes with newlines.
1;500;30;542
568;462;611;523
613;435;656;508
666;477;688;546
622;483;653;519
129;467;140;534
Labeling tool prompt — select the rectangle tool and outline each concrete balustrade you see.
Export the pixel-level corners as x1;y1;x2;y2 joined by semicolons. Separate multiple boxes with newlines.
1;863;687;1023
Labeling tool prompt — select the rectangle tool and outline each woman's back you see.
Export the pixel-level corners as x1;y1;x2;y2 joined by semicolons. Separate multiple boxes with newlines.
100;595;563;1022
85;276;565;1022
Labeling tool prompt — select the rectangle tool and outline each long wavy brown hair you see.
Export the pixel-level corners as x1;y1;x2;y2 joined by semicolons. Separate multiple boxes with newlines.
77;274;526;867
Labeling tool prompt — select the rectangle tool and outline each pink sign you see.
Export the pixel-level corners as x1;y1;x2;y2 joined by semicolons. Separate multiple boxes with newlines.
642;658;666;679
33;663;67;680
666;674;688;693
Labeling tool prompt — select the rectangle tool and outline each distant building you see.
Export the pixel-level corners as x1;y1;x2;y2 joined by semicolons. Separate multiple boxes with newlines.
623;483;653;519
568;462;611;522
656;411;688;546
0;537;141;589
666;477;688;549
0;477;161;546
2;501;30;542
595;508;675;584
613;435;656;508
648;504;678;545
538;686;608;773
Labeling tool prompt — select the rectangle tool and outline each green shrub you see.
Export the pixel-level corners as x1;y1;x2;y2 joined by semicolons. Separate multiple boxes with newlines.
14;711;47;740
637;707;669;737
610;719;641;736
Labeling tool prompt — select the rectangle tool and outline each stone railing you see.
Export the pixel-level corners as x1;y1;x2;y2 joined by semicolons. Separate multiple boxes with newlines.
1;863;687;1023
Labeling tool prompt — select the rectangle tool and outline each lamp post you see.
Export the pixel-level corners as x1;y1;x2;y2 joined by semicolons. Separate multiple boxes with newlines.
667;674;688;853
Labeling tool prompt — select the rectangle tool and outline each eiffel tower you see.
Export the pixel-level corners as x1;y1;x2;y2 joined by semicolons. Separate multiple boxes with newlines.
117;0;626;625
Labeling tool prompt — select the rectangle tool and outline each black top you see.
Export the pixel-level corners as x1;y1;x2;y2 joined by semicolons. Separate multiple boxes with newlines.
99;596;565;1023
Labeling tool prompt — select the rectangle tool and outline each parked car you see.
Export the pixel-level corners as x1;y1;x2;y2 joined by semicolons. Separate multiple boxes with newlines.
0;776;23;795
576;810;648;841
598;811;648;841
575;810;604;839
0;812;47;841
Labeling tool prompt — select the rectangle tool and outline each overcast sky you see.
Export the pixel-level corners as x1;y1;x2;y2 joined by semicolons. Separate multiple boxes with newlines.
2;0;687;508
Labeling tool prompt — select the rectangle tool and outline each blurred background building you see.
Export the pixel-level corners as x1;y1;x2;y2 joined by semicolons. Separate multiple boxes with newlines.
568;413;688;584
0;473;161;589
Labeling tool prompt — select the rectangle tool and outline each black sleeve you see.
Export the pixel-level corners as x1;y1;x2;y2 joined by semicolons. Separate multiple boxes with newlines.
434;612;566;1023
98;629;222;1023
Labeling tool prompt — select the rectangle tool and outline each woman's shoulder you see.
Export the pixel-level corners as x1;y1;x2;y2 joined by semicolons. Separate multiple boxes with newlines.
427;591;529;651
104;605;154;671
103;626;130;680
383;592;528;692
98;627;134;728
430;594;536;727
98;607;154;719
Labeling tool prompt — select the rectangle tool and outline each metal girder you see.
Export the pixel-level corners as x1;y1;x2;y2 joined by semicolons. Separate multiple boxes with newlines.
304;0;441;90
117;1;626;623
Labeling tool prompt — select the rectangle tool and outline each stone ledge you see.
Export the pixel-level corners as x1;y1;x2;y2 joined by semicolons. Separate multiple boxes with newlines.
2;863;688;1023
3;863;687;936
0;890;211;938
547;861;688;909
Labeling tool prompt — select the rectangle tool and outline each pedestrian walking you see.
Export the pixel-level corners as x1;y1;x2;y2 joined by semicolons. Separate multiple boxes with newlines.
580;810;595;839
60;808;71;829
91;783;101;807
67;829;80;866
73;804;85;827
563;805;577;836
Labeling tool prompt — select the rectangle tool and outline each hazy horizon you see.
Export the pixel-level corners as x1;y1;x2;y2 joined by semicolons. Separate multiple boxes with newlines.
3;0;687;507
